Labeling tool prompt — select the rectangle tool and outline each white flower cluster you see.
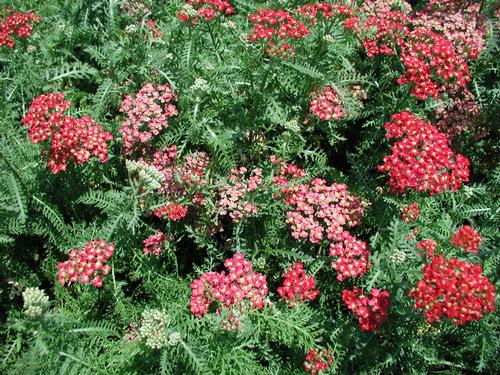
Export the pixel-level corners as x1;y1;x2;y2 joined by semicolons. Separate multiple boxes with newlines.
190;78;210;92
388;249;407;264
167;331;181;347
22;287;49;318
139;308;170;349
126;160;165;191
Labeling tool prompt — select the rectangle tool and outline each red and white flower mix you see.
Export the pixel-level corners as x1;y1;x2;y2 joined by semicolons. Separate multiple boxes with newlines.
57;240;115;288
190;253;268;319
119;83;178;155
22;93;113;174
277;262;319;306
450;225;483;255
0;8;40;48
409;254;496;325
143;231;166;256
378;111;470;195
304;348;334;375
342;287;391;331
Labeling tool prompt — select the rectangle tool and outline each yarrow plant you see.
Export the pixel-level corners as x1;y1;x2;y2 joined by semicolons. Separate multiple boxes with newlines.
450;225;482;255
409;254;496;325
218;167;263;222
154;203;189;221
57;240;114;288
329;232;371;281
378;111;470;195
401;203;420;223
177;0;234;24
247;9;310;55
22;93;113;174
309;86;346;121
304;348;334;375
342;288;391;331
190;253;268;322
0;8;40;48
119;83;178;155
138;308;170;349
143;231;165;255
417;239;438;258
277;262;319;306
22;287;49;318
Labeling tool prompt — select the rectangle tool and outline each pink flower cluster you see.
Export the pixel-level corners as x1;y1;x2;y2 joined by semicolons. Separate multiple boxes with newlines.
329;232;371;281
409;254;496;325
284;178;365;244
304;348;334;375
141;146;210;204
401;203;420;223
342;288;391;331
450;225;482;255
0;8;40;48
120;1;150;17
143;231;165;255
412;3;485;61
22;93;113;174
178;0;234;24
119;83;178;155
277;262;319;306
247;9;310;56
190;253;268;319
310;86;346;121
378;111;470;195
154;203;188;221
218;167;263;222
57;240;114;288
435;85;481;137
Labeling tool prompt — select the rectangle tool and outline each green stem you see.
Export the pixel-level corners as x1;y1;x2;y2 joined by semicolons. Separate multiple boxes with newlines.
206;23;222;62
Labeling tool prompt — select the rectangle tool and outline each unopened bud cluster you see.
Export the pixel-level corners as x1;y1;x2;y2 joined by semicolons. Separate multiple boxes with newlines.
22;287;49;318
139;308;170;349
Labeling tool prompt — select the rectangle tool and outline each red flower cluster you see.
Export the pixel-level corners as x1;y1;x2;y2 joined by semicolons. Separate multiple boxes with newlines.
310;86;346;121
178;0;234;24
450;225;482;255
0;8;40;48
190;253;268;319
22;93;113;174
378;111;470;195
342;288;391;331
409;254;496;325
119;83;178;155
417;239;437;258
270;155;306;192
357;5;472;100
154;203;188;221
330;232;371;281
285;178;365;244
397;28;469;100
304;348;334;375
247;9;309;56
360;11;409;57
401;203;420;223
143;231;165;256
297;2;354;26
218;167;263;222
57;240;114;288
277;262;319;306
